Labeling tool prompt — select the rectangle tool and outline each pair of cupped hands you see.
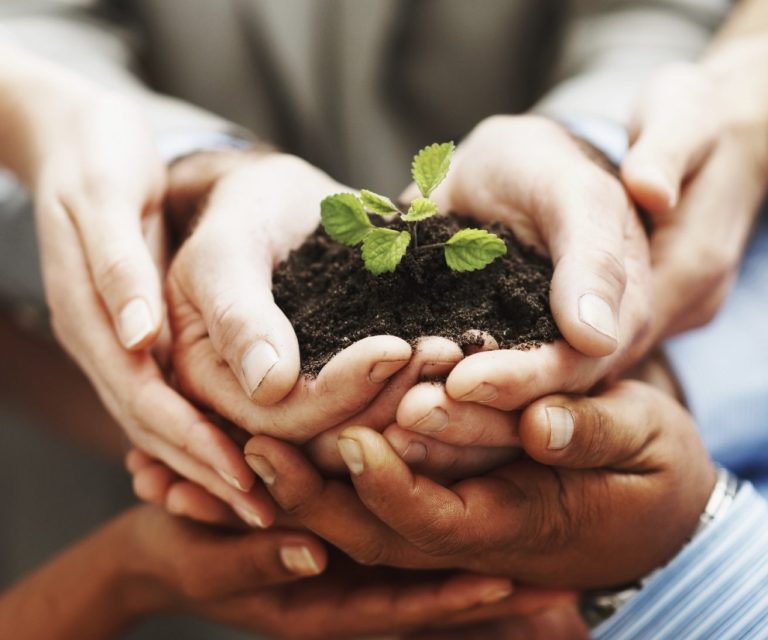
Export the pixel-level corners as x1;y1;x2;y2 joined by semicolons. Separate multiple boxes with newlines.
11;41;768;635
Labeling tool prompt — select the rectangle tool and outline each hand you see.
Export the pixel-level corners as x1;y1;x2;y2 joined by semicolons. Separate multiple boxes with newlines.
127;337;471;523
0;49;257;508
621;42;768;338
244;380;716;589
402;115;652;413
112;506;524;639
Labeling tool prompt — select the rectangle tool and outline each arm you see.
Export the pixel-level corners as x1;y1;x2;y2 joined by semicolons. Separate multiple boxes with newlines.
0;504;517;640
536;0;731;126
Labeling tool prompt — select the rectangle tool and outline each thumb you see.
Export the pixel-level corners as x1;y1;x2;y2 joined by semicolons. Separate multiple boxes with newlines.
519;380;668;470
621;65;717;216
75;199;164;350
183;529;327;598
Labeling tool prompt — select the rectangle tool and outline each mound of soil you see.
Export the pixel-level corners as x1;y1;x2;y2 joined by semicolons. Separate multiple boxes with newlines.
272;214;559;375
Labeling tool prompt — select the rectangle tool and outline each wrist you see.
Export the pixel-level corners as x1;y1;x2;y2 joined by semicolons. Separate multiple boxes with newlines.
165;146;277;241
105;508;185;620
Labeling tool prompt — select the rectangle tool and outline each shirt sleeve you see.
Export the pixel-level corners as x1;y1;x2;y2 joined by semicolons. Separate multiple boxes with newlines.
534;0;732;126
594;482;768;640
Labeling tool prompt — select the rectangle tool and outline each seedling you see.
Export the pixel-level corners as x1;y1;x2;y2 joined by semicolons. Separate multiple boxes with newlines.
320;142;507;275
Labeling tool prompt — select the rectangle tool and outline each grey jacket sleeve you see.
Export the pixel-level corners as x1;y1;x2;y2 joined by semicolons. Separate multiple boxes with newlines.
0;1;244;142
535;0;733;125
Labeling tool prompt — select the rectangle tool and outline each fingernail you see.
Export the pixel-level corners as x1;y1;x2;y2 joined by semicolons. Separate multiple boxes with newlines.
245;454;276;486
118;298;154;348
217;469;247;492
338;437;365;475
369;359;409;383
546;406;575;450
280;545;321;576
578;293;618;342
402;442;428;464
234;506;266;528
412;407;449;433
459;383;498;403
479;585;514;604
242;341;280;396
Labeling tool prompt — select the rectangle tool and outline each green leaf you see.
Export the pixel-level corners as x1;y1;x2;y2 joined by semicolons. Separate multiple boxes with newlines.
360;189;400;216
411;141;455;197
401;197;439;222
444;228;507;272
320;193;373;246
361;228;412;275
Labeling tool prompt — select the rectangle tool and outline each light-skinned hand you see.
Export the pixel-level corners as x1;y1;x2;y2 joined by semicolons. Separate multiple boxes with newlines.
402;115;653;412
621;40;768;338
0;46;257;507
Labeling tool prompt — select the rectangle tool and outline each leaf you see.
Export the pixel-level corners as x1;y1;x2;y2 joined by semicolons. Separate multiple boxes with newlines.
360;189;400;216
444;228;507;272
401;197;439;222
361;228;412;275
411;141;455;197
320;193;373;246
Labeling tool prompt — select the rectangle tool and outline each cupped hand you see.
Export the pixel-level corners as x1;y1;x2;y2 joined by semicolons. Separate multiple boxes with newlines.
117;505;525;639
244;380;715;589
621;42;768;338
0;49;260;515
403;115;653;412
127;337;472;524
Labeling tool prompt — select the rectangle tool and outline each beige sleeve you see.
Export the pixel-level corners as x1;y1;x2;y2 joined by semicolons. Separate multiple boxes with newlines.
0;3;247;142
535;0;734;126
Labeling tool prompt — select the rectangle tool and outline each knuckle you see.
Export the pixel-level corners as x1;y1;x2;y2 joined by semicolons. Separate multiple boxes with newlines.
207;293;250;357
584;248;627;296
349;540;390;566
92;253;136;297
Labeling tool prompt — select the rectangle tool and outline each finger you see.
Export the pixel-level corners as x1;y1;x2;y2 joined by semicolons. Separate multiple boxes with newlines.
130;374;256;494
125;448;155;474
545;170;630;357
173;331;412;442
172;225;301;406
244;435;426;568
245;570;515;639
519;380;676;469
396;382;520;447
137;427;277;529
445;342;606;411
384;424;519;478
305;336;464;472
38;201;256;495
622;64;717;216
165;481;246;527
336;426;522;558
132;462;178;506
189;528;328;597
71;199;164;351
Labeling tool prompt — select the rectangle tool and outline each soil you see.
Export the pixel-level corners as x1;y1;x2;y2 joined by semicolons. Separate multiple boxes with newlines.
272;214;559;375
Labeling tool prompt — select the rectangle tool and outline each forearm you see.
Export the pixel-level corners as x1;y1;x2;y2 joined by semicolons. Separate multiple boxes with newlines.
0;510;160;640
0;7;245;156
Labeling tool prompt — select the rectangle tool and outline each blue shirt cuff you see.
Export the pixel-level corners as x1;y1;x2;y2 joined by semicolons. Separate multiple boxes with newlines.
157;131;253;164
594;482;768;639
554;114;628;167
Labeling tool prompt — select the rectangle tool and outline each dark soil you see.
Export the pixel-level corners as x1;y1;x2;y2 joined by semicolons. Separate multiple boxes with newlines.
272;214;559;375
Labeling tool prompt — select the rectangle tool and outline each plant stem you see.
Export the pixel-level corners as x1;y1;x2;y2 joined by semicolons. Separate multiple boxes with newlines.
416;242;445;251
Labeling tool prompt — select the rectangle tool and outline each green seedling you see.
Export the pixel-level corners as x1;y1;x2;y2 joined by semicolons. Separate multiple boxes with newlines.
320;142;507;275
